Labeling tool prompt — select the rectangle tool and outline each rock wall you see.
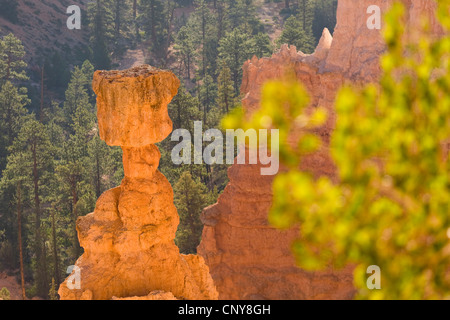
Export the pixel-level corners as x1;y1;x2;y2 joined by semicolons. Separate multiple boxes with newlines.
197;0;443;300
59;65;218;300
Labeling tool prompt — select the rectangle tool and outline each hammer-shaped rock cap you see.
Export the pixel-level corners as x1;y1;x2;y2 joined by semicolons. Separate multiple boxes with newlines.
93;65;180;147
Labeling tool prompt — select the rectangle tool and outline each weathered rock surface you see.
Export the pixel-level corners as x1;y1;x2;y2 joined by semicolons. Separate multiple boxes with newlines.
198;0;443;300
93;66;178;147
59;65;218;300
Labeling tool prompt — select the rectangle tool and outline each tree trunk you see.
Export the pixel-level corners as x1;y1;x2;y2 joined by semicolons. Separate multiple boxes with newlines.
164;1;175;67
40;65;44;122
51;209;61;285
17;181;26;300
96;151;101;198
32;142;48;297
187;54;191;80
302;0;307;30
115;0;121;39
224;89;229;113
201;9;206;78
151;0;157;43
133;0;140;42
71;181;80;260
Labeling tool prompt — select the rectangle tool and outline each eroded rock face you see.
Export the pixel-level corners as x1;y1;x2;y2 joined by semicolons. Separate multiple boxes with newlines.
197;0;443;300
93;66;177;147
59;65;218;300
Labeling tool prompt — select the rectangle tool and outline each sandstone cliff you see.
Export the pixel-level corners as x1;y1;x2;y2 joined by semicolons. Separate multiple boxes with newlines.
59;65;218;300
197;0;444;300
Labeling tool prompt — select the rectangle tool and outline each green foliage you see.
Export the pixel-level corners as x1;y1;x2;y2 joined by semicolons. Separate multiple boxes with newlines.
43;52;71;92
0;287;11;300
48;278;58;300
277;15;315;54
2;117;54;298
312;0;337;41
174;171;216;253
227;1;450;299
88;0;113;69
140;0;167;47
218;28;256;93
174;25;197;79
217;63;236;114
0;81;31;172
0;33;28;82
0;239;14;270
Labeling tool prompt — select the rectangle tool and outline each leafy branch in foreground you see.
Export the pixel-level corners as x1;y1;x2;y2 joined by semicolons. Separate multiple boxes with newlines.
224;1;450;299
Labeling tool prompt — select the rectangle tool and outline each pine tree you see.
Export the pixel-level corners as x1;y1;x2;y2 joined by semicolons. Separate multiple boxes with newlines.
49;278;58;300
298;0;314;32
140;0;166;49
63;66;95;133
312;0;337;41
2;118;54;298
89;0;112;69
277;15;315;54
174;171;210;254
253;32;273;58
174;25;197;79
218;28;255;94
199;74;217;124
191;0;215;79
0;33;28;82
87;133;119;198
0;81;31;173
217;63;235;114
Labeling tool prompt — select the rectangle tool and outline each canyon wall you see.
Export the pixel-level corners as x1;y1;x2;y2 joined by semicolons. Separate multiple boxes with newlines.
59;65;217;300
197;0;443;300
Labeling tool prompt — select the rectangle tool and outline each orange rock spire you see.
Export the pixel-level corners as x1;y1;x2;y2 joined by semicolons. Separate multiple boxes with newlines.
59;65;218;300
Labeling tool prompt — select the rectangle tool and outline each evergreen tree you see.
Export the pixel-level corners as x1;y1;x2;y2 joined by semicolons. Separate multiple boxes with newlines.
63;66;95;132
0;33;28;82
174;25;197;79
49;278;58;300
277;15;315;53
0;81;30;173
199;74;217;124
312;0;337;41
226;0;262;35
140;0;166;49
2;118;54;298
298;0;314;33
87;133;120;198
253;32;273;58
43;52;71;93
217;63;235;114
190;0;215;79
174;171;211;254
89;0;113;69
218;28;255;94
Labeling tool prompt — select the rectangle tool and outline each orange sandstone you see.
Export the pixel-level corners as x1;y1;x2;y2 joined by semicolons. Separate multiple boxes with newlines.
59;65;218;300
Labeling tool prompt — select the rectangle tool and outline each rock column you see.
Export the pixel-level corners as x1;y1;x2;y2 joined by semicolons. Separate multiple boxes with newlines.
59;65;218;300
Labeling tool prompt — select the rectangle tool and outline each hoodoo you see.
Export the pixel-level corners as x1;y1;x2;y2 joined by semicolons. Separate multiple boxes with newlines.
59;65;218;300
